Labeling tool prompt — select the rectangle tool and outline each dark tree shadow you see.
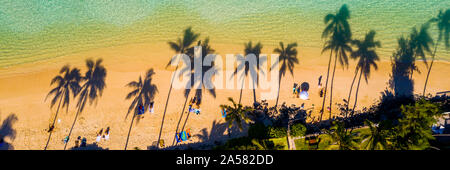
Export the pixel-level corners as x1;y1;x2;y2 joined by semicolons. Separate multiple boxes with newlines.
0;113;18;150
64;58;107;150
44;65;81;150
153;120;247;150
124;68;158;150
389;37;415;98
69;142;108;150
172;38;217;146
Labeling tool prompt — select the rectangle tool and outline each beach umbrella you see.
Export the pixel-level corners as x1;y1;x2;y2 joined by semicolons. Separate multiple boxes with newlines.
300;91;309;100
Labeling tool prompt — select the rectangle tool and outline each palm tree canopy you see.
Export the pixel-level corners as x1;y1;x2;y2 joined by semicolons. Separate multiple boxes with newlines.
219;97;253;131
351;30;381;82
272;42;299;78
46;65;82;112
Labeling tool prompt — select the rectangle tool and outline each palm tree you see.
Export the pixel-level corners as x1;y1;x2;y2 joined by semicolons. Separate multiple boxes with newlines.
423;9;450;96
320;4;352;121
158;27;199;149
350;31;380;113
124;69;158;150
326;121;359;150
219;97;253;137
408;23;433;79
251;139;284;150
44;65;81;150
272;42;298;108
63;58;107;150
173;38;217;146
360;120;389;150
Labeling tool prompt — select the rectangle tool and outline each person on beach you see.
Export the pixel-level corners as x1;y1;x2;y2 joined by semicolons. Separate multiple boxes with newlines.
103;127;110;141
293;83;298;95
318;75;322;87
96;129;103;143
319;88;324;97
47;125;54;133
138;104;145;118
221;108;227;118
80;137;87;147
296;86;301;98
74;136;81;148
149;102;154;114
63;136;69;144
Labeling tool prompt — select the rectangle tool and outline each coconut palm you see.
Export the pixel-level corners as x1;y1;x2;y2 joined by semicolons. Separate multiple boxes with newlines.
409;23;434;79
251;139;284;150
326;121;359;150
63;58;107;150
219;97;253;137
360;120;389;150
44;65;81;150
158;27;199;149
423;9;450;96
173;38;217;146
272;42;298;108
124;69;158;150
320;4;352;121
350;30;380;113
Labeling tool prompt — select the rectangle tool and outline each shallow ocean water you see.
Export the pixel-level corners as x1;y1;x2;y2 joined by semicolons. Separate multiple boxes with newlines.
0;0;449;68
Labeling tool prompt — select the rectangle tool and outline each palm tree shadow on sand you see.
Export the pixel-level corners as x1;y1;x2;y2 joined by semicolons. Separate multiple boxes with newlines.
0;113;18;150
171;38;217;146
64;58;107;150
68;142;109;150
148;120;249;150
124;69;158;150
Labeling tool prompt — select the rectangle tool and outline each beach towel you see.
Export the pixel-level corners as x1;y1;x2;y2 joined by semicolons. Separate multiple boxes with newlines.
138;106;145;115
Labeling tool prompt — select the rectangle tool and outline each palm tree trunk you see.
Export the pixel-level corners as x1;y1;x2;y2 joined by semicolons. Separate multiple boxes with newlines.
275;76;282;108
172;94;190;146
423;42;439;96
157;64;179;149
124;113;137;150
44;97;63;150
63;108;81;150
319;51;333;121
410;54;417;80
351;69;363;115
346;67;359;118
252;80;257;104
238;77;245;104
329;53;339;120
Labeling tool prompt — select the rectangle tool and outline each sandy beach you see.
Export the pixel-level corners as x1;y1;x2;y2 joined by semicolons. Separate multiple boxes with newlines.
0;42;449;150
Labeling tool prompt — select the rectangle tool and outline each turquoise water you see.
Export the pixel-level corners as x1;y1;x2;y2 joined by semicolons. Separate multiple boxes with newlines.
0;0;449;68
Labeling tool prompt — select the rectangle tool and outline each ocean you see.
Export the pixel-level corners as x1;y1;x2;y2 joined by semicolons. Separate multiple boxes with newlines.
0;0;449;68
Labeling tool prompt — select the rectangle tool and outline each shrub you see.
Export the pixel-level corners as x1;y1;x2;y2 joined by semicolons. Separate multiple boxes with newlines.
267;126;287;138
248;123;268;139
290;123;307;137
